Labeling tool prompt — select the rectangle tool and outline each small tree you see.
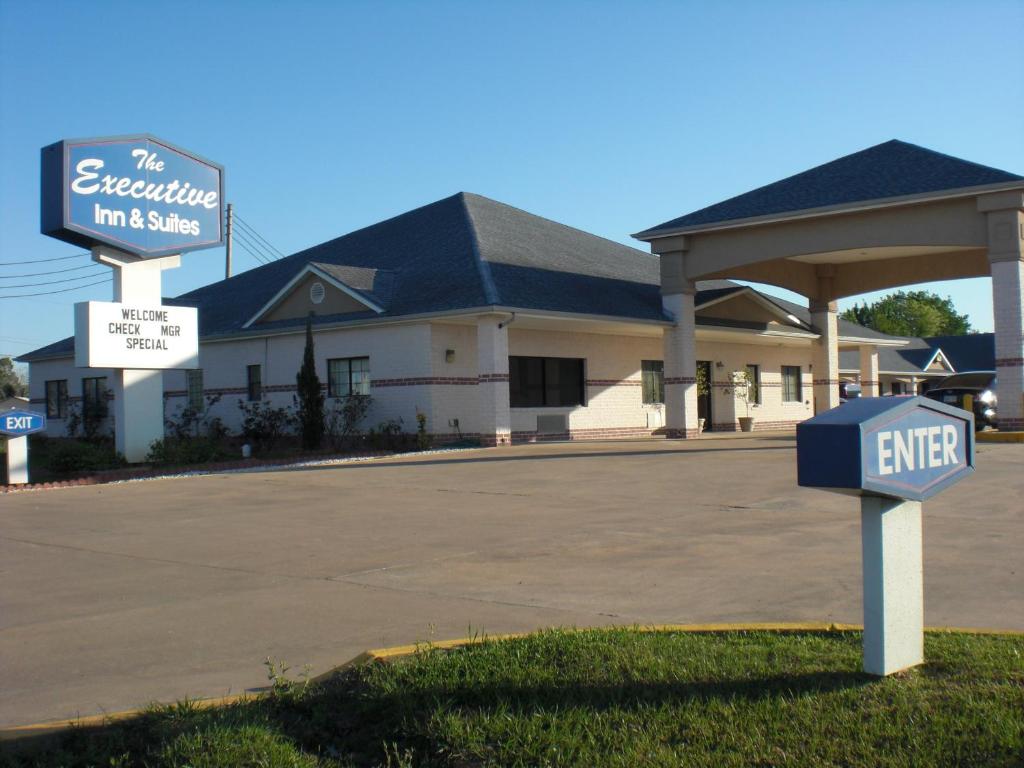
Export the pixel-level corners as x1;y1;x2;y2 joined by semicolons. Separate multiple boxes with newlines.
731;370;755;419
295;313;325;450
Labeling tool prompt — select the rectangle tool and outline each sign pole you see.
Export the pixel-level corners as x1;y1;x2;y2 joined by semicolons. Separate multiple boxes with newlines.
860;494;924;676
92;246;181;463
6;435;28;485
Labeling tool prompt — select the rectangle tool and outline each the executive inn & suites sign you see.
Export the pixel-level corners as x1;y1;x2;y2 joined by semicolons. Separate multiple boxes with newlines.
36;134;224;465
42;135;224;257
797;397;975;676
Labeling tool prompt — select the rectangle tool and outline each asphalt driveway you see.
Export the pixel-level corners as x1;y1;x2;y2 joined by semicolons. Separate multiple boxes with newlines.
2;435;1021;727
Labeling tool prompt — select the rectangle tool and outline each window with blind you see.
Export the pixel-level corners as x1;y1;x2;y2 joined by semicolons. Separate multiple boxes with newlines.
247;364;262;402
328;357;370;397
45;379;68;418
641;360;664;404
187;369;204;410
782;365;802;402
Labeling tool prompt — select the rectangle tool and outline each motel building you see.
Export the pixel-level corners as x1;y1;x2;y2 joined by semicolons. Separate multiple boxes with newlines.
19;141;1024;445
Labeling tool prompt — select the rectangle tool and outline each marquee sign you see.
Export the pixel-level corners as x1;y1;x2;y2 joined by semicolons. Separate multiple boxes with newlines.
1;409;46;438
75;301;199;370
797;396;974;502
41;135;224;258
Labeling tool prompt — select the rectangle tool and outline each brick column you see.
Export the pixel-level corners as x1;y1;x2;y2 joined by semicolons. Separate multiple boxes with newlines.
985;200;1024;432
991;259;1024;431
662;288;699;438
859;344;880;397
477;315;511;446
811;299;840;413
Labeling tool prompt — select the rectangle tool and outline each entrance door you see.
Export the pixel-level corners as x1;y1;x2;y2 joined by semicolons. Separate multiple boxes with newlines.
697;360;713;431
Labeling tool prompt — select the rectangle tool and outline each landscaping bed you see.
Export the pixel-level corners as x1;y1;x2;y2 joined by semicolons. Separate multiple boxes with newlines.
5;628;1022;767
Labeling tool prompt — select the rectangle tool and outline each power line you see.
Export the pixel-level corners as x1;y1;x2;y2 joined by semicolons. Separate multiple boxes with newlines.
0;269;110;289
230;217;280;263
232;213;286;259
0;262;104;279
231;227;276;265
234;239;274;267
0;276;112;299
0;252;91;266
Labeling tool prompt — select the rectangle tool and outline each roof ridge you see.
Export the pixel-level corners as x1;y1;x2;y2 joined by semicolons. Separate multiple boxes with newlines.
458;193;500;305
460;191;658;262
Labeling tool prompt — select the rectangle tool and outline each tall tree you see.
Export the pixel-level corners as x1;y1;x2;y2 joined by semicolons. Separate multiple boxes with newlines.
0;357;27;398
840;291;972;337
295;314;325;450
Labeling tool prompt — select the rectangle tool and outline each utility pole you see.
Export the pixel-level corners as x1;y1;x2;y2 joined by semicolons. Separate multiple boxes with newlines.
225;202;233;280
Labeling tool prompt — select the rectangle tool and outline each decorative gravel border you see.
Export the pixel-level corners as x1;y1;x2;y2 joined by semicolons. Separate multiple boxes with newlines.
0;446;476;494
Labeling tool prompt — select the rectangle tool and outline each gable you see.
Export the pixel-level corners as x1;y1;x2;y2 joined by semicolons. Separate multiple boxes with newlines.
261;272;375;323
696;289;804;329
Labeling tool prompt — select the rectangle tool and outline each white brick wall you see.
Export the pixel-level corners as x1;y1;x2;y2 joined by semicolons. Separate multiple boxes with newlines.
27;318;817;442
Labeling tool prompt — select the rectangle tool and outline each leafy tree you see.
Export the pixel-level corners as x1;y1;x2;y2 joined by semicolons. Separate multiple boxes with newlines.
295;313;325;450
840;291;971;337
0;356;27;398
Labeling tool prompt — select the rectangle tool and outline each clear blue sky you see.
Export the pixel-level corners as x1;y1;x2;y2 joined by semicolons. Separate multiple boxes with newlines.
2;0;1022;363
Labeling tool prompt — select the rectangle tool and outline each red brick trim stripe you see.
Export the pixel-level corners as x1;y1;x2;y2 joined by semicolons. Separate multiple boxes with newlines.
812;379;841;385
711;420;802;432
478;373;510;383
372;377;481;388
587;379;642;387
994;357;1024;367
664;377;697;385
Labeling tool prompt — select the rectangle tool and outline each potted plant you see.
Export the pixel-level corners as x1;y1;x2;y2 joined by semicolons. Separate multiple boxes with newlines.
731;369;755;432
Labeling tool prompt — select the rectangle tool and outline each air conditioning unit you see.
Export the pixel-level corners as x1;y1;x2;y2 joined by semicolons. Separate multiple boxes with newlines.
536;414;568;434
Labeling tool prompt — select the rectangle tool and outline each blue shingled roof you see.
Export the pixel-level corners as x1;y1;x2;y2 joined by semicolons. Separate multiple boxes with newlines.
637;140;1023;237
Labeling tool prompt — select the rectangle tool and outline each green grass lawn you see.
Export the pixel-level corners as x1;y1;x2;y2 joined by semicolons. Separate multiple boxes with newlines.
5;629;1023;767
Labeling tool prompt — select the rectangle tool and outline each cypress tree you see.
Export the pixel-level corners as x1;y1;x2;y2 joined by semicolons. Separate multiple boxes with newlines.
296;313;325;450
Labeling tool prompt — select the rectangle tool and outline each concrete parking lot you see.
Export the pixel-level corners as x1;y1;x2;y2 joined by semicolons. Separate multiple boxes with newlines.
2;435;1022;727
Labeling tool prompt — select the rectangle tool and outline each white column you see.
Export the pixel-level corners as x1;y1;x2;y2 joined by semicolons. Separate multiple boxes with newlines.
92;246;180;462
990;259;1024;431
662;288;699;438
859;344;879;397
6;435;28;485
476;315;511;447
811;299;840;414
861;495;924;676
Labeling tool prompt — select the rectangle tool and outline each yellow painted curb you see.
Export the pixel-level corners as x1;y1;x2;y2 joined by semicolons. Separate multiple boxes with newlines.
4;622;1022;742
977;430;1024;443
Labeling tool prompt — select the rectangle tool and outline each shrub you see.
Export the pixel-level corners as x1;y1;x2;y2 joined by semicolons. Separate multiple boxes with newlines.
237;400;295;454
47;440;125;474
147;437;229;466
416;411;431;451
325;394;373;450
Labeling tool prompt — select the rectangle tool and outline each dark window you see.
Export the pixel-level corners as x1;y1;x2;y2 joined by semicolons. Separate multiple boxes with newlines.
45;379;68;419
891;381;904;395
745;364;761;404
82;377;108;416
187;370;204;411
247;364;262;401
509;356;584;407
641;360;664;404
782;366;802;402
328;357;370;397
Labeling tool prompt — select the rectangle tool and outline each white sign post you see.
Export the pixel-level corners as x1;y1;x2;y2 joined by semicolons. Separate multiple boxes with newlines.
79;246;186;462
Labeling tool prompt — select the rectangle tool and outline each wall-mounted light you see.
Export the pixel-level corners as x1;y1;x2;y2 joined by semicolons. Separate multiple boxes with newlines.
445;349;456;363
715;361;724;368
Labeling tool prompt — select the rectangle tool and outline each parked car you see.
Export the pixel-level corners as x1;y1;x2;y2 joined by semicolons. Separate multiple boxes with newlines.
923;371;997;429
839;381;862;403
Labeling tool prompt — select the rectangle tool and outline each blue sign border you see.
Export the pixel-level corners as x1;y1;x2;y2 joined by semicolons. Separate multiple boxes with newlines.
1;409;47;437
41;133;226;259
797;396;975;502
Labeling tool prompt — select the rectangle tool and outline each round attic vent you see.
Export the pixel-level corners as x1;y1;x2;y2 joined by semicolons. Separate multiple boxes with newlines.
310;281;326;304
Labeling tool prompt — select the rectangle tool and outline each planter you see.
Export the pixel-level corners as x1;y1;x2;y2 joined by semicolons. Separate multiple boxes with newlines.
697;418;706;433
738;417;755;433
